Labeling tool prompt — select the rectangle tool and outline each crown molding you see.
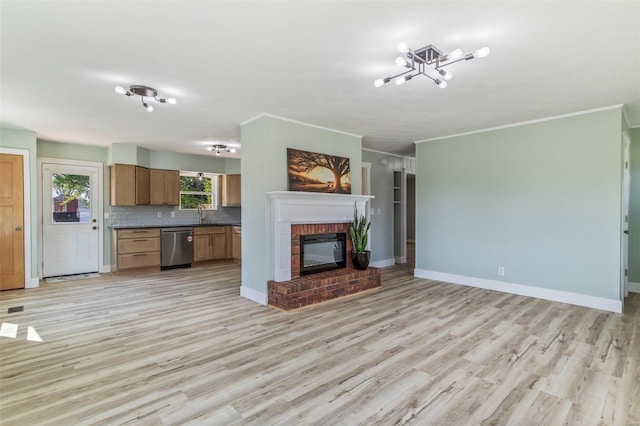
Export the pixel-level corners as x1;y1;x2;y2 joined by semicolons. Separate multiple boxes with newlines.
415;105;624;144
240;113;362;139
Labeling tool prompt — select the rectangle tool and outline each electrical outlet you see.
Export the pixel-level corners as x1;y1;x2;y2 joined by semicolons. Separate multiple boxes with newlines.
157;212;162;218
170;211;175;217
498;266;505;276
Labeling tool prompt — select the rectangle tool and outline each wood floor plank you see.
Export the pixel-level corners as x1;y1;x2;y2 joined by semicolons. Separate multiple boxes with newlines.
1;250;638;425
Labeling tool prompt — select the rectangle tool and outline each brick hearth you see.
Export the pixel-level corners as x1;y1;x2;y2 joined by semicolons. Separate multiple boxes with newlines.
268;267;381;310
269;222;381;310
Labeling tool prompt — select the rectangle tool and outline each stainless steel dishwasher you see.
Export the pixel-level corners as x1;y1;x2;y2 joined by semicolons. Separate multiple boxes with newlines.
161;227;193;270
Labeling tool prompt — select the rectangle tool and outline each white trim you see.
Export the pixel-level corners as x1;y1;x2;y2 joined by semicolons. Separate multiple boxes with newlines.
362;148;415;159
240;286;268;305
370;258;395;268
37;157;104;279
415;105;624;144
395;256;406;264
361;161;372;169
622;107;632;129
414;269;622;313
239;113;363;139
629;282;640;293
0;147;32;288
100;265;111;274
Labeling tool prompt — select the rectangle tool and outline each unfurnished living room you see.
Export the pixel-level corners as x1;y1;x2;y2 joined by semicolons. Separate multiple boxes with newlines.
1;1;639;425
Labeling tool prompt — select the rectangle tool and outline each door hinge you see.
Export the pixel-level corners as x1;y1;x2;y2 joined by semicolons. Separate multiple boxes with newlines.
625;269;628;277
625;161;628;169
626;215;628;223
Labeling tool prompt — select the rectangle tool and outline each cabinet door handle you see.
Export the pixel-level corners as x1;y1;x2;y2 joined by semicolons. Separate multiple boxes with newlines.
133;254;148;257
131;239;147;242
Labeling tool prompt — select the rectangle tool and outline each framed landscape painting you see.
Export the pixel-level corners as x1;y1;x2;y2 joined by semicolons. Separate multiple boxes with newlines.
287;148;351;194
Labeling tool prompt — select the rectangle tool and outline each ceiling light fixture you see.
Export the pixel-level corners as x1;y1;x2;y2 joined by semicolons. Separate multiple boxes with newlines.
114;85;177;111
206;144;237;156
197;172;204;182
374;42;490;89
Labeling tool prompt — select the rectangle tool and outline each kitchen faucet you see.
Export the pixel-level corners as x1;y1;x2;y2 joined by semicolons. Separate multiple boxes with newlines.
197;204;205;224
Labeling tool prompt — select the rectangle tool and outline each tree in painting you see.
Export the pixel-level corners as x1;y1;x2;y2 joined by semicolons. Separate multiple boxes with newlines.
287;148;351;194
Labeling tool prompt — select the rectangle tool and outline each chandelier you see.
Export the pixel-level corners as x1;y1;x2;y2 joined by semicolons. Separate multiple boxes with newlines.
114;85;177;112
374;42;490;89
207;144;236;156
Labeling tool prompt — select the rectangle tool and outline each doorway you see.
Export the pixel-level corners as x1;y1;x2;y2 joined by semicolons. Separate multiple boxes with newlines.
40;161;102;278
0;152;28;289
622;132;631;300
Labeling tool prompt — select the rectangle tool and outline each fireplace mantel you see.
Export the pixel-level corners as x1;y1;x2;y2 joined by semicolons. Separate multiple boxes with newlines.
268;191;374;282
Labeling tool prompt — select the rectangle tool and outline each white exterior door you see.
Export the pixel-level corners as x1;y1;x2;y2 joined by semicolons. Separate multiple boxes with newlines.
42;163;99;277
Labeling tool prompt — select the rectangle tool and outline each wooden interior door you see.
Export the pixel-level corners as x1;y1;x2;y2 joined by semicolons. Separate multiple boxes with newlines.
0;153;25;290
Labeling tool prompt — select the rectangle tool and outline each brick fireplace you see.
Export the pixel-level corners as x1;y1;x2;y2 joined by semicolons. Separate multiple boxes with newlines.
267;191;381;310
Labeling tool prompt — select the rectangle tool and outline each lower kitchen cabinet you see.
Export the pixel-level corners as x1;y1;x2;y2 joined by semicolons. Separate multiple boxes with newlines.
232;226;241;260
112;228;161;271
193;227;226;262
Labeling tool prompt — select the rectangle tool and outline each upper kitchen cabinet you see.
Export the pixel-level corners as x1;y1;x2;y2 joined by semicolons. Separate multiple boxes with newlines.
221;174;241;207
110;164;150;206
150;169;180;206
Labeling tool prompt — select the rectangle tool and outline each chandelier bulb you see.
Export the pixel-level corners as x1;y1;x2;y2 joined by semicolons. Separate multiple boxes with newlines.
438;69;453;81
473;47;490;58
436;79;448;89
448;49;464;60
374;78;385;88
397;42;409;54
143;101;153;112
114;86;127;95
395;57;408;67
230;148;237;153
166;97;177;105
395;76;406;86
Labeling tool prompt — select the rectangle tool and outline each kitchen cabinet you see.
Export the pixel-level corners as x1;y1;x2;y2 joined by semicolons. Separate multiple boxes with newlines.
221;174;241;207
110;164;150;206
112;228;160;271
150;169;179;206
232;226;241;261
193;226;227;262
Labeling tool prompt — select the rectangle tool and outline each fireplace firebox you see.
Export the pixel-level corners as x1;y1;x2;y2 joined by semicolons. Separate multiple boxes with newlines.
300;233;347;276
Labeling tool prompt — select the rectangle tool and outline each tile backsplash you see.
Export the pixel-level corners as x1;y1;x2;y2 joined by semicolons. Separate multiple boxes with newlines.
108;205;241;227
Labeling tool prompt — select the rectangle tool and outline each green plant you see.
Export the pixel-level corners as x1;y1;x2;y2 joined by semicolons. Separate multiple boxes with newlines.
349;204;371;253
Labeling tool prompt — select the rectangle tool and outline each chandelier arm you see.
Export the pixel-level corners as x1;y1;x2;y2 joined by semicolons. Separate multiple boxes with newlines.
438;56;473;68
419;71;438;83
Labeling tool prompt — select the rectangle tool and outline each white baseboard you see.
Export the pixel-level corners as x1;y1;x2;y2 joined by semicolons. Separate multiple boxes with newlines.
370;258;395;268
25;277;39;289
240;286;268;305
414;269;622;313
630;282;640;293
100;265;111;273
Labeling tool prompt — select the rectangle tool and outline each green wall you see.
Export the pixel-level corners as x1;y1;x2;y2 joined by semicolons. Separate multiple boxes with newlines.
629;128;640;284
0;128;38;282
415;108;623;302
240;115;362;298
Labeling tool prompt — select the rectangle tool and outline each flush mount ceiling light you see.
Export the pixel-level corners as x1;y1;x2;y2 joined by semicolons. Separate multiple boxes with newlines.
374;42;490;89
114;85;177;112
207;144;236;156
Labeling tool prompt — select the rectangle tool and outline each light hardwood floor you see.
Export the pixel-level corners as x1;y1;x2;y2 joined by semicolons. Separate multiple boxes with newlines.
1;256;639;425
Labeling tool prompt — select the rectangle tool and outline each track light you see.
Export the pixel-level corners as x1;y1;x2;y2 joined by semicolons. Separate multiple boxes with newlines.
374;42;490;89
114;85;177;111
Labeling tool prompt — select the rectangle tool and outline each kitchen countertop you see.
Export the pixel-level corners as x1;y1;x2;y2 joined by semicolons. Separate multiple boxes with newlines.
110;223;241;230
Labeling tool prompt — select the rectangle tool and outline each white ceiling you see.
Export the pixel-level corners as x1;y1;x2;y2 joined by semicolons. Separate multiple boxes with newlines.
1;1;639;157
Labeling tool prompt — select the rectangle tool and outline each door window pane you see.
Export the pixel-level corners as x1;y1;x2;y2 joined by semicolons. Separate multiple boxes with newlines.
51;173;90;223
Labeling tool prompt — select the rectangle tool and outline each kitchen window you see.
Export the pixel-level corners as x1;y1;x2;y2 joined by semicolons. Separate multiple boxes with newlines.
179;172;218;210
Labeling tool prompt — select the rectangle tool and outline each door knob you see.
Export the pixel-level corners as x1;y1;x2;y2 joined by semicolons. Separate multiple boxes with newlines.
15;226;22;231
92;218;97;223
624;230;629;235
92;226;98;230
